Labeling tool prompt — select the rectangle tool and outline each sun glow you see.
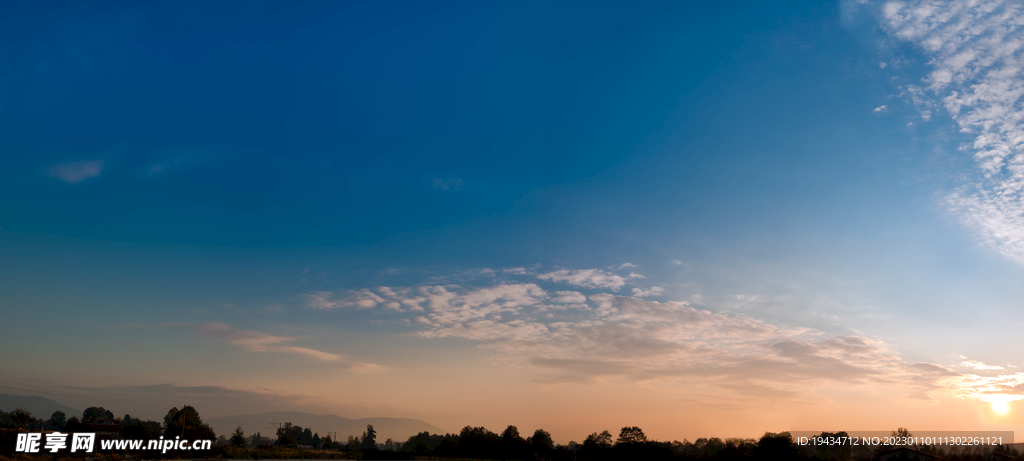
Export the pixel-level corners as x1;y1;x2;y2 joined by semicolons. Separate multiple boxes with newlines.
991;400;1009;414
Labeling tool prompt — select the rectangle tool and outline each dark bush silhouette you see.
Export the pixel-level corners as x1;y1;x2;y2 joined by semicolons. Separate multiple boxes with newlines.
755;432;798;460
163;405;216;441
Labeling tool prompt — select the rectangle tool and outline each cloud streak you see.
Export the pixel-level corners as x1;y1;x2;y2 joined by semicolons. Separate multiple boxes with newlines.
184;323;383;371
46;160;104;183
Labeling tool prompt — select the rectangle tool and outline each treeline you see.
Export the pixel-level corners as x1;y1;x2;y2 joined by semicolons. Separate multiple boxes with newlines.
353;426;1022;461
0;405;217;454
384;426;793;460
6;406;1023;461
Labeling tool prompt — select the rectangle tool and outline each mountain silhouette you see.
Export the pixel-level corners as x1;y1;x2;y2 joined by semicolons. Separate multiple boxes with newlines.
0;394;81;419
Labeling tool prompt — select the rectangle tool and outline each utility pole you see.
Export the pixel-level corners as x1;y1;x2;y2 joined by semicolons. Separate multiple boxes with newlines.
180;405;188;439
270;423;283;446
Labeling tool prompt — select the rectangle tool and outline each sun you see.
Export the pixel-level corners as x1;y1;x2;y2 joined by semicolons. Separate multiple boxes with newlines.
991;400;1010;414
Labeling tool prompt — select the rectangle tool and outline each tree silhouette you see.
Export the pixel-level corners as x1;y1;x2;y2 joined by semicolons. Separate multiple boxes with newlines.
82;407;114;424
457;426;500;459
11;408;35;430
162;405;216;441
585;431;612;448
50;411;67;430
812;431;851;460
755;432;796;460
499;425;528;460
501;425;521;443
890;427;912;445
530;428;554;459
119;415;161;440
231;425;246;448
276;423;297;447
361;424;377;450
581;431;613;460
617;426;647;445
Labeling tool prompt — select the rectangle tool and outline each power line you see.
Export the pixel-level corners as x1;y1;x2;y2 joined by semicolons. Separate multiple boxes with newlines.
0;384;167;410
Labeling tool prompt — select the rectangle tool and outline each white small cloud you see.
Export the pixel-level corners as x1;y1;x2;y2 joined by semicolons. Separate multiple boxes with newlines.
537;269;627;291
879;61;888;69
46;160;104;183
432;178;463;190
962;360;1005;371
873;105;888;113
553;290;587;304
671;260;683;265
631;286;664;298
618;263;637;270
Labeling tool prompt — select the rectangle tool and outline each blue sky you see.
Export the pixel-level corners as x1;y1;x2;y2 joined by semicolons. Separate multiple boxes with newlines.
3;0;1024;440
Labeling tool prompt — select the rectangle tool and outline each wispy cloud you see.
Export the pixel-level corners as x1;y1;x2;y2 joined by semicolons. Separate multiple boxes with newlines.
305;289;384;310
874;0;1024;264
873;104;889;113
432;178;463;190
46;160;104;183
184;323;382;371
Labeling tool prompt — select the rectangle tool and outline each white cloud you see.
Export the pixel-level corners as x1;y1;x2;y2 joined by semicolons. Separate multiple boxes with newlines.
305;281;983;399
537;269;627;291
873;104;889;112
961;359;1005;370
618;263;637;270
876;0;1024;265
46;160;104;183
301;263;1021;403
671;260;684;265
943;372;1024;405
631;286;664;297
553;290;587;304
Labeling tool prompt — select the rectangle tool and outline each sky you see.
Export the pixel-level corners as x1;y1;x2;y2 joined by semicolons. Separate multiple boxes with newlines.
3;0;1024;444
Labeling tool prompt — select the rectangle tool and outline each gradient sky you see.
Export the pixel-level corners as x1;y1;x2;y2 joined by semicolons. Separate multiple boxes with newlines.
3;0;1024;443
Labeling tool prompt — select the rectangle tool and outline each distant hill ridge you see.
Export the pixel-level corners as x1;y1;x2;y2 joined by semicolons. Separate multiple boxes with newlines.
0;395;81;419
206;411;446;442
